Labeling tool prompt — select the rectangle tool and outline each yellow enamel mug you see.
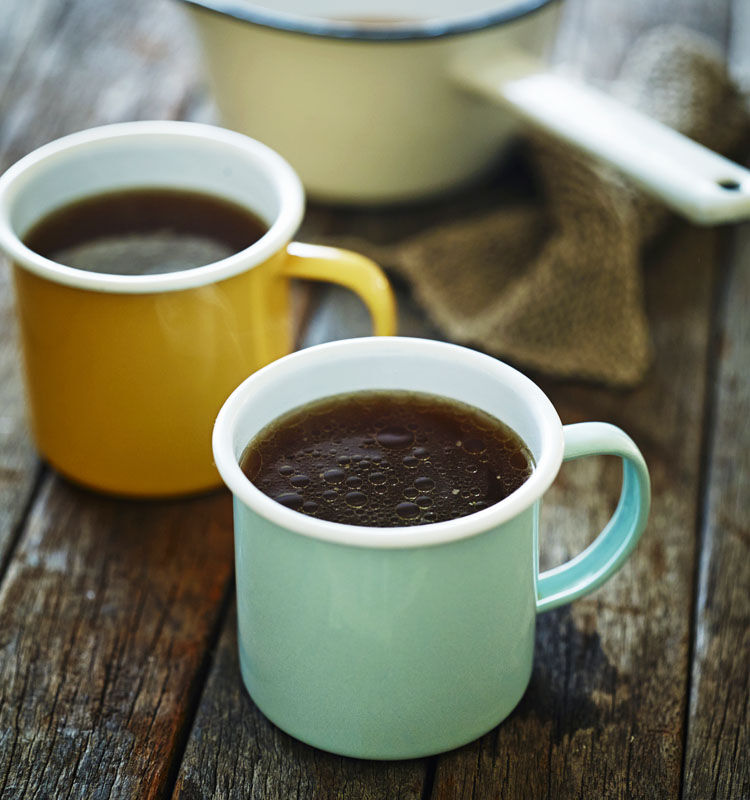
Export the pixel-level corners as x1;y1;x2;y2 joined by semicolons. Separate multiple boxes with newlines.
0;121;396;497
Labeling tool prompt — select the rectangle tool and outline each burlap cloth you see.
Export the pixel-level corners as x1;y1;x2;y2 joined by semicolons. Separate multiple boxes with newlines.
328;26;749;387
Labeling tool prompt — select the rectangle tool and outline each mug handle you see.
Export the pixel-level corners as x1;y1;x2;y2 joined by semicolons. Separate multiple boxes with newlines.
282;241;397;336
536;422;651;613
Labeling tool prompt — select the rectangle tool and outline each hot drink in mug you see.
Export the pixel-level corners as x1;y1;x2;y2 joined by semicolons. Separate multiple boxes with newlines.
212;336;651;759
0;121;396;496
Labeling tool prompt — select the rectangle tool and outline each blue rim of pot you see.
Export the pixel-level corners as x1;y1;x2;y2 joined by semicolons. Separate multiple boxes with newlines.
179;0;559;41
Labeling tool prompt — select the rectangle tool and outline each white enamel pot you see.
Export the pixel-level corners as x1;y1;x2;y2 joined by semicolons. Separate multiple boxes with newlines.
181;0;750;223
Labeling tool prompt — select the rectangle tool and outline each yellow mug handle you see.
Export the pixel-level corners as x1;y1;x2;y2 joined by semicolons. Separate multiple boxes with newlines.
283;241;397;336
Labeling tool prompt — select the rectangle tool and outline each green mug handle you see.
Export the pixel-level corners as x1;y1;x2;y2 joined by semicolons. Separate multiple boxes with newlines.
536;422;651;613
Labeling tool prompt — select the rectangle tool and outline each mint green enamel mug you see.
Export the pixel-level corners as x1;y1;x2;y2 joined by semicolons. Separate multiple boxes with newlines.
212;337;650;760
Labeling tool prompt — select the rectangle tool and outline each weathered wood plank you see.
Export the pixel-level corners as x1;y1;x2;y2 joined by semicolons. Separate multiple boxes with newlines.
0;251;39;570
172;603;428;800
0;2;50;581
0;477;235;799
0;0;212;169
681;222;750;800
681;6;750;796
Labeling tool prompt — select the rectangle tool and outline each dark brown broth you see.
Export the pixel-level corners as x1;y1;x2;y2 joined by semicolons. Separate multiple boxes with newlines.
240;390;534;527
23;188;267;275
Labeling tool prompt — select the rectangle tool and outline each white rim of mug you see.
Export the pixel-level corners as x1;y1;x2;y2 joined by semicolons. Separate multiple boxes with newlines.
179;0;558;41
0;120;305;295
213;337;565;549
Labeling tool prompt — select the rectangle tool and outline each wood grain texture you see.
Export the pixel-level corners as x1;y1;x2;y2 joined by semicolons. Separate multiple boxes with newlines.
681;8;749;798
0;259;39;569
0;0;212;169
681;222;750;800
0;477;234;799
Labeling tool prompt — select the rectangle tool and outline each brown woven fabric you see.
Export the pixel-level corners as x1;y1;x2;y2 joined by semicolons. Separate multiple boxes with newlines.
332;27;749;387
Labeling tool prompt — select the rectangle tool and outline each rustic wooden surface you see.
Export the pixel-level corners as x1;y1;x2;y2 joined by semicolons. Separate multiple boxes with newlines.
680;224;750;799
0;0;748;799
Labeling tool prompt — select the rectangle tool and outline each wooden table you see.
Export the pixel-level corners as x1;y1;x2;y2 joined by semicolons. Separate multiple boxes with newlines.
1;1;747;797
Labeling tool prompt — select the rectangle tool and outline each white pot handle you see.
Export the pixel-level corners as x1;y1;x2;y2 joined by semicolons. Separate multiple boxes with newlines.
452;53;750;225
